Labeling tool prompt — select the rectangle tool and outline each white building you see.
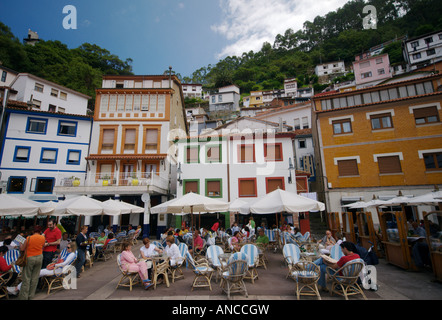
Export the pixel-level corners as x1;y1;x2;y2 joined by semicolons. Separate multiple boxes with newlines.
315;61;346;77
253;102;315;182
403;30;442;71
209;85;241;114
175;131;302;228
182;83;203;99
0;101;92;201
10;73;90;114
284;78;298;98
0;65;19;88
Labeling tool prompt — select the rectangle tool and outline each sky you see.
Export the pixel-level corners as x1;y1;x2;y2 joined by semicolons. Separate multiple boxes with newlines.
0;0;350;78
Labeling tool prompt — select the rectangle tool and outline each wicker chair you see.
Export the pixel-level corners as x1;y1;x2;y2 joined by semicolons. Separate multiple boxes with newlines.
291;260;321;300
220;259;249;300
116;253;141;291
185;252;214;291
205;245;226;283
168;244;187;283
153;258;171;289
240;244;259;284
283;243;301;279
42;252;77;295
326;258;367;300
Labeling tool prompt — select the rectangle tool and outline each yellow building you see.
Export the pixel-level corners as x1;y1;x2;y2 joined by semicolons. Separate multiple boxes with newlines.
312;74;442;222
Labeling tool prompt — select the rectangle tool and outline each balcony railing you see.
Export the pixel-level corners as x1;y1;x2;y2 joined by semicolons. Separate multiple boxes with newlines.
54;172;169;194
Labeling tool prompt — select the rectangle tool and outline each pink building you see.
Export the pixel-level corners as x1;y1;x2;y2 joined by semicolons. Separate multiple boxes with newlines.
353;53;392;88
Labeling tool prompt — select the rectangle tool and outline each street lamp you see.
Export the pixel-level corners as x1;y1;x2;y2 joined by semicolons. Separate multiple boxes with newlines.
177;162;183;186
288;157;294;184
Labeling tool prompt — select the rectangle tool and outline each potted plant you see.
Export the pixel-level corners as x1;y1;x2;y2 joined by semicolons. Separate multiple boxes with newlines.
72;177;81;187
131;173;139;186
102;174;110;186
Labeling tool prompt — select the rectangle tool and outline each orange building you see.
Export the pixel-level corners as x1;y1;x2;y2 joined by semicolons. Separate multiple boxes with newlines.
312;74;442;223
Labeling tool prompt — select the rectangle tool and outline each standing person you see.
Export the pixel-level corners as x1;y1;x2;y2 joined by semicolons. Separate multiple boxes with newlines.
211;220;220;233
75;226;88;278
18;225;45;300
42;219;62;269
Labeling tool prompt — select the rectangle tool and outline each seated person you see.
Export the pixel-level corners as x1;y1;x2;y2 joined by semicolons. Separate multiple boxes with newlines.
140;237;162;259
0;246;18;287
293;228;303;241
94;233;114;260
313;241;360;291
317;230;336;251
230;231;241;252
58;232;71;253
7;242;78;295
255;228;269;247
164;235;182;267
189;230;204;255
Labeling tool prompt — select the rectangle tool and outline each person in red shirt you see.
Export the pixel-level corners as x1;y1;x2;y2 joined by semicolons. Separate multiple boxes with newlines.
316;241;360;291
42;219;62;269
0;246;18;286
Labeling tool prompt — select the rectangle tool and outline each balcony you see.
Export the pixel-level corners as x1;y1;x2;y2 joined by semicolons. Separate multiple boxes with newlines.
53;172;169;196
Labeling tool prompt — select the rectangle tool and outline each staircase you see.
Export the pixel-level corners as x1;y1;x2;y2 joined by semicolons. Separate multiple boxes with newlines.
308;212;328;241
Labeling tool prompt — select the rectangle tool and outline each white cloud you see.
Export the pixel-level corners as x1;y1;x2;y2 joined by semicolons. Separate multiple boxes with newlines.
211;0;350;59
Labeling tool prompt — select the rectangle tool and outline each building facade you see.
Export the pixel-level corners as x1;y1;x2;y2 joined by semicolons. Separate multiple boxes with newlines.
312;74;442;225
353;53;393;88
54;74;187;237
403;30;442;71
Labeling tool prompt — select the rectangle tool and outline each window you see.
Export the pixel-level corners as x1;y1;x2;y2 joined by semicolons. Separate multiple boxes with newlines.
377;156;402;174
361;71;372;79
58;107;65;113
423;153;442;170
264;143;283;161
145;128;159;152
59;92;67;100
58;121;77;136
360;61;370;68
101;129;115;151
206;179;222;198
376;58;383;64
48;104;56;112
337;159;359;176
67;150;81;165
238;144;255;162
51;88;58;97
183;180;199;194
410;41;419;48
32;99;41;109
7;177;26;193
266;177;285;193
26;118;47;134
212;96;216;103
294;118;301;130
1;71;6;82
40;148;58;164
206;145;221;163
332;119;352;134
218;95;223;102
378;68;385;75
35;178;55;194
412;53;421;60
413;106;440;125
427;49;436;56
13;146;31;162
370;113;393;130
238;178;257;197
298;139;306;149
124;128;136;151
34;83;44;92
302;117;309;129
424;37;433;44
186;146;199;163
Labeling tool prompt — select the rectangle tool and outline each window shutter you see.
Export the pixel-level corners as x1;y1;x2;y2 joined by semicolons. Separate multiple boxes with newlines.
378;156;402;174
125;129;136;150
267;178;284;193
185;181;198;193
239;179;256;197
413;106;438;118
338;159;359;176
207;180;221;197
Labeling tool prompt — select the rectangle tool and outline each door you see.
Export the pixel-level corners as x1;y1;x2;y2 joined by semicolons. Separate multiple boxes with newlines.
121;164;134;185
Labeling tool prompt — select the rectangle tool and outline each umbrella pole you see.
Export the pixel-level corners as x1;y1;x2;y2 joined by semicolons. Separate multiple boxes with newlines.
191;206;195;259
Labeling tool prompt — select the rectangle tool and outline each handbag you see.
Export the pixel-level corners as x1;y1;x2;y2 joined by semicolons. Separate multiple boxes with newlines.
15;236;30;268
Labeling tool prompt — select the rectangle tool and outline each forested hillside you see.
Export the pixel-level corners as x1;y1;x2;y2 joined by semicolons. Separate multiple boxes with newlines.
184;0;442;94
0;22;133;110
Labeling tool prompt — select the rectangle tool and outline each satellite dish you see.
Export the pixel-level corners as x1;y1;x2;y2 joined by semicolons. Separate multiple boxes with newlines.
141;193;150;203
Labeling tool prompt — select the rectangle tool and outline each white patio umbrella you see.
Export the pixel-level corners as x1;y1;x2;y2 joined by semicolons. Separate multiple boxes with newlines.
249;188;325;214
229;198;251;215
153;192;229;214
348;197;389;209
342;201;366;208
52;196;120;216
102;199;144;214
0;194;43;217
405;190;442;206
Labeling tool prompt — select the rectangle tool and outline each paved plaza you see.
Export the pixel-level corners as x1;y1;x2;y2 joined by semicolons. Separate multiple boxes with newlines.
17;241;440;302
